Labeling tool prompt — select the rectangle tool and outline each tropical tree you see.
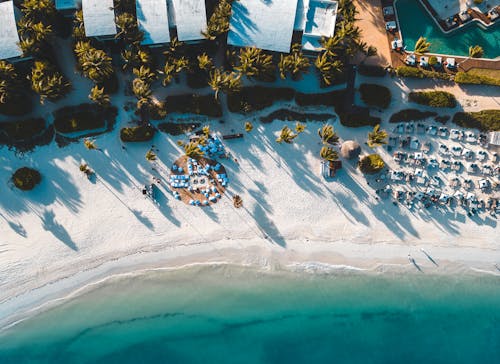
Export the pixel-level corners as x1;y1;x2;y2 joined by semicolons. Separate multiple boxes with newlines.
88;85;110;106
367;124;388;148
320;146;339;162
161;56;189;86
414;36;431;54
132;78;152;100
318;124;339;145
208;68;242;100
233;195;243;208
469;45;484;58
278;44;310;80
202;0;233;40
234;47;275;81
122;46;152;71
184;142;204;158
315;53;343;86
115;13;143;44
276;126;298;144
20;0;55;19
18;18;53;44
133;65;156;83
198;53;214;71
72;10;86;40
83;139;97;150
295;122;306;133
145;149;157;161
245;122;253;132
0;61;19;104
74;41;114;83
29;61;71;104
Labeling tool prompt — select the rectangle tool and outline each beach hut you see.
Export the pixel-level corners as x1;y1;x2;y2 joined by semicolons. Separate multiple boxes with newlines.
168;0;207;42
488;131;500;151
0;1;23;62
340;140;361;160
136;0;171;46
297;0;339;52
82;0;117;39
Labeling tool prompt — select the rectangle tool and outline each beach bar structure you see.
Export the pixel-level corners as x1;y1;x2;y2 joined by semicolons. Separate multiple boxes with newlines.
228;0;299;53
82;0;117;39
168;0;207;42
296;0;338;52
136;0;171;45
0;1;23;61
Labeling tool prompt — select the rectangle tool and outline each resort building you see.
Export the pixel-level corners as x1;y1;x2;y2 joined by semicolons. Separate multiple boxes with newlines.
488;131;500;151
296;0;338;52
81;0;117;39
0;1;23;61
228;0;299;53
136;0;171;45
168;0;207;42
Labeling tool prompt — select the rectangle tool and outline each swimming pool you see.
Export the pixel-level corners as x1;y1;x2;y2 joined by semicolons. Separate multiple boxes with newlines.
395;0;500;59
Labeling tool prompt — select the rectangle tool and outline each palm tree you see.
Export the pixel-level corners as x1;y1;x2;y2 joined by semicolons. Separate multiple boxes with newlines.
115;12;143;44
208;68;242;100
83;139;97;150
73;10;85;40
75;42;114;83
469;45;484;58
184;142;204;158
295;122;306;133
20;0;55;20
161;56;189;86
320;146;339;162
0;61;18;104
318;124;339;145
367;124;388;148
414;36;431;54
276;126;298;144
132;78;152;99
235;47;275;81
233;195;243;208
278;44;310;80
145;149;157;161
29;61;71;104
197;53;214;71
133;66;156;83
88;85;110;106
315;53;343;86
202;0;232;40
245;122;253;132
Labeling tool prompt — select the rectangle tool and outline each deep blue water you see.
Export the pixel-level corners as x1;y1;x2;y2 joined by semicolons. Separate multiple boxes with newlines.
0;266;499;363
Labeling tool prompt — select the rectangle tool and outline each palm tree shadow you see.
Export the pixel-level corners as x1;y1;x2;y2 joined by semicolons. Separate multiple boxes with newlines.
41;209;78;251
251;203;286;247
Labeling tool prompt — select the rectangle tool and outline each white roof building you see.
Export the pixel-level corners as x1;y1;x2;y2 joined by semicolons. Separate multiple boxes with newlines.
228;0;298;53
168;0;207;42
82;0;117;38
299;0;338;52
489;131;500;149
0;1;22;61
136;0;171;45
55;0;79;10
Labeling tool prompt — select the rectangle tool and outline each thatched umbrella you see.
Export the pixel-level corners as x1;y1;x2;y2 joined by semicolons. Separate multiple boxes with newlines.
340;140;361;159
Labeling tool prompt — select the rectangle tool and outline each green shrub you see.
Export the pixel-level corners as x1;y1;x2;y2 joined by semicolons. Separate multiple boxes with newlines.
357;64;386;77
12;167;41;191
295;90;346;109
358;154;385;174
53;104;118;133
389;109;437;122
120;124;156;142
339;108;380;127
157;122;201;136
395;66;451;80
455;72;500;87
165;94;222;117
359;83;391;108
227;86;295;113
409;91;457;108
0;118;45;141
452;110;500;131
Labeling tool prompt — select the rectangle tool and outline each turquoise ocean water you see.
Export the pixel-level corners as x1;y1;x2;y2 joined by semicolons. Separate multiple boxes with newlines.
0;265;499;363
396;0;500;58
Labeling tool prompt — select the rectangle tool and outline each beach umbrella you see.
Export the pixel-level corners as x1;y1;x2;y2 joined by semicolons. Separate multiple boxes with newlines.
340;140;361;160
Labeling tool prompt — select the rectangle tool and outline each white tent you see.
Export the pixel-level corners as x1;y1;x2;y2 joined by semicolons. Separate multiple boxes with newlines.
169;0;207;41
136;0;171;45
0;1;22;61
82;0;117;37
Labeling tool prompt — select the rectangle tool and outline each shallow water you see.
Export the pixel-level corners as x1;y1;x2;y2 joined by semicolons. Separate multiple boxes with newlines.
396;0;500;58
0;265;499;363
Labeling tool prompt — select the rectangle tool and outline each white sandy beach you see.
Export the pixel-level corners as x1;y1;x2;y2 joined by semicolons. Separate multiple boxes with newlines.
1;71;499;329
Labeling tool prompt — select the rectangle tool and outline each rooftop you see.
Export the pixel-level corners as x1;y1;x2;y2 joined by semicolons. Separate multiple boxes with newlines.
228;0;298;53
168;0;207;41
136;0;171;45
489;131;500;146
0;1;22;61
301;0;338;52
82;0;117;37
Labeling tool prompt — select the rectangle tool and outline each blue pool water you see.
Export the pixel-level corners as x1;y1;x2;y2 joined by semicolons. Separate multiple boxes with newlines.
395;0;500;58
0;266;499;363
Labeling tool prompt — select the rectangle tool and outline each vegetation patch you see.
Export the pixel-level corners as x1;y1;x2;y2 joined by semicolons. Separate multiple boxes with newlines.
53;104;118;134
295;89;346;109
452;110;500;131
157;122;201;136
434;115;450;124
358;154;385;174
389;109;437;122
120;124;156;142
359;83;391;109
357;64;386;77
12;167;41;191
227;86;295;113
455;70;500;87
260;110;335;123
339;108;380;127
395;66;451;80
408;91;457;108
0;118;54;151
165;94;222;117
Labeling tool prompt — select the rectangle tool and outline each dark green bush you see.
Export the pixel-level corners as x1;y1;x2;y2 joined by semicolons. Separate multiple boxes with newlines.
339;108;380;127
120;124;156;142
295;90;346;109
158;122;201;136
227;86;295;113
409;91;457;108
389;109;437;122
358;64;386;77
12;167;41;191
165;94;222;117
0;118;45;141
358;154;385;174
395;66;451;80
359;83;391;108
455;72;500;87
53;104;118;133
452;110;500;131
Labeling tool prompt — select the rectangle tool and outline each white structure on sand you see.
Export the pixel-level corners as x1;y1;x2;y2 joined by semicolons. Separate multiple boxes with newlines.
0;1;22;61
297;0;338;52
168;0;207;42
82;0;117;38
136;0;171;45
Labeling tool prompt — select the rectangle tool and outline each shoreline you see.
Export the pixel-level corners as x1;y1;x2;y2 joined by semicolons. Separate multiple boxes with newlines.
1;236;499;333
